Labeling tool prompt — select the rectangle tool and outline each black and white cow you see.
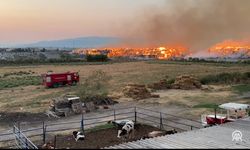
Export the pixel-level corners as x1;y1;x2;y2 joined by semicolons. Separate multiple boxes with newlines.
72;131;85;142
117;120;135;140
108;119;131;130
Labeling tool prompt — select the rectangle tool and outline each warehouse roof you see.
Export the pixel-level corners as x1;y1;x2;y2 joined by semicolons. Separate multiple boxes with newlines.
105;117;250;149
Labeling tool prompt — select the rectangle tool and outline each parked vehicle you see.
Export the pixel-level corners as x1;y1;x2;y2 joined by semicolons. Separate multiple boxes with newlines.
201;102;250;127
42;71;79;88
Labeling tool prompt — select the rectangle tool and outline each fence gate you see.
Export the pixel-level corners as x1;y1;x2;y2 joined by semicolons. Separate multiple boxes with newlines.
13;125;38;149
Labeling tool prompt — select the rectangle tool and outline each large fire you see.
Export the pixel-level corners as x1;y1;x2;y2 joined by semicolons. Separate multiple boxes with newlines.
73;45;188;60
209;40;250;57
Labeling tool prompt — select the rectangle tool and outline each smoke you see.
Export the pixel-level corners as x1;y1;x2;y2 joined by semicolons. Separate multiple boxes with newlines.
122;0;250;51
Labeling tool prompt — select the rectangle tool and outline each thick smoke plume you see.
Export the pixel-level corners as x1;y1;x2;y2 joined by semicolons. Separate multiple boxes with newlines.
121;0;250;52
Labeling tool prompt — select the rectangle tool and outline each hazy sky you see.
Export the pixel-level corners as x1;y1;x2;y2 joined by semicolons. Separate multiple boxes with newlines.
0;0;166;44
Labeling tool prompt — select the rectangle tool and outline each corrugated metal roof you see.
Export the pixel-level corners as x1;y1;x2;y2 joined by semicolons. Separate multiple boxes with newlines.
104;117;250;149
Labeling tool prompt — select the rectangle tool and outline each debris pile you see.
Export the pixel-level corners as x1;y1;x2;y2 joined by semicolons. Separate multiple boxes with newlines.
122;84;159;100
84;96;118;106
49;96;83;117
171;75;202;90
47;94;119;117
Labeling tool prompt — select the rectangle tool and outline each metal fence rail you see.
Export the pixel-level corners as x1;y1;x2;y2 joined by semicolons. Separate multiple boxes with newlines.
13;125;38;149
1;106;203;148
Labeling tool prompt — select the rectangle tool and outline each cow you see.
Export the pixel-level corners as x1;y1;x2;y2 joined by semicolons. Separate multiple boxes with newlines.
72;131;85;142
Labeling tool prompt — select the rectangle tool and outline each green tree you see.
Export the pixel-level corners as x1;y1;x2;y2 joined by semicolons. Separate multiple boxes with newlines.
76;70;111;101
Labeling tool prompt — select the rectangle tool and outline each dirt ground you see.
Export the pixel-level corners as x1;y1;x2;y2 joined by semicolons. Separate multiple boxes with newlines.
0;61;249;114
42;124;162;149
0;61;249;131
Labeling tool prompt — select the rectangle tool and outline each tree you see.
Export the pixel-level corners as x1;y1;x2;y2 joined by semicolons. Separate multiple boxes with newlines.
76;70;111;101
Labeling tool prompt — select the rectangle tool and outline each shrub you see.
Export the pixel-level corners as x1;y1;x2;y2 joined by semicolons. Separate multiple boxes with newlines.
200;72;250;84
76;70;111;101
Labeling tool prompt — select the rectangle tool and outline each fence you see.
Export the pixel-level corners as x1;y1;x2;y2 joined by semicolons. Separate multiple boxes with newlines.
13;125;38;149
0;106;202;148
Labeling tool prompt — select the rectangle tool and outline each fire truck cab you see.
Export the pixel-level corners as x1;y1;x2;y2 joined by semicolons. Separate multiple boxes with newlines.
42;71;79;88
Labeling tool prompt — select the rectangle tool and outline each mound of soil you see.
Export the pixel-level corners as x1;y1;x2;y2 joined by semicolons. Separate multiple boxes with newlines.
123;84;159;100
49;124;160;149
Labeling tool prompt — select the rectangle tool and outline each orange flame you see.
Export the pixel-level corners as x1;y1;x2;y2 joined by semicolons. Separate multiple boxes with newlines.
209;39;250;56
73;45;188;59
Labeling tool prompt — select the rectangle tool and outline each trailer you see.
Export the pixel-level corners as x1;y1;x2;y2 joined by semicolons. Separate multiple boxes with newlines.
42;71;79;88
201;102;250;127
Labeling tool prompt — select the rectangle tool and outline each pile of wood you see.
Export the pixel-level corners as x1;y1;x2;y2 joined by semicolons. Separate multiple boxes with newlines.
171;75;202;90
122;84;159;100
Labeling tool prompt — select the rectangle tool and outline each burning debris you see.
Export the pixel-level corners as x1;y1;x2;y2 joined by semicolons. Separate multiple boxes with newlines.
73;46;188;60
122;84;159;100
209;39;250;58
172;75;202;90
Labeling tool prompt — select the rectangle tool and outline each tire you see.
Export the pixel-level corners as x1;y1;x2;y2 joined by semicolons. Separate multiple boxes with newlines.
72;81;77;86
53;83;59;88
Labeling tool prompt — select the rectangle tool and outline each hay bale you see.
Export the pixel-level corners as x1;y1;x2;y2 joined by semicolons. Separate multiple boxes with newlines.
122;84;158;100
171;75;202;90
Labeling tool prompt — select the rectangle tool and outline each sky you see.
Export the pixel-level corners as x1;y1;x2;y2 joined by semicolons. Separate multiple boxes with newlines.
0;0;166;44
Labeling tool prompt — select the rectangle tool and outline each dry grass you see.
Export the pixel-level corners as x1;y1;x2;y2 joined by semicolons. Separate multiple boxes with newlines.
0;61;249;114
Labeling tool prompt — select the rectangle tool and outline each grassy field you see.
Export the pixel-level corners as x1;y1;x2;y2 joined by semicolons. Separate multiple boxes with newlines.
0;60;249;115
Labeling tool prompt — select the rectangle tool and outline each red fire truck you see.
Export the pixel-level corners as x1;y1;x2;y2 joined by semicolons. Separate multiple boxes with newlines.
42;72;80;88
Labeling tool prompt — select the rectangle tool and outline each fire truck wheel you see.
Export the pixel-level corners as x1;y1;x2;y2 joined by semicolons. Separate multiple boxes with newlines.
53;83;59;88
72;81;77;86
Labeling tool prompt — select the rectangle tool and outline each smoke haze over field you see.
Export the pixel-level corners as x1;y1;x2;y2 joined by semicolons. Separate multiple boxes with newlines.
122;0;250;51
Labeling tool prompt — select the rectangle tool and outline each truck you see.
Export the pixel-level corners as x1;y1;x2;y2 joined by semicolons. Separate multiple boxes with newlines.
42;71;79;88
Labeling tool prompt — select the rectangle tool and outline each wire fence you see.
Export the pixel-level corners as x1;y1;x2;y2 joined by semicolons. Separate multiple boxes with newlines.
0;106;202;149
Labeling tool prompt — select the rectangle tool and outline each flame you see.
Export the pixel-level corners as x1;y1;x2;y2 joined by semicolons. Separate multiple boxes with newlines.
209;39;250;57
73;45;188;59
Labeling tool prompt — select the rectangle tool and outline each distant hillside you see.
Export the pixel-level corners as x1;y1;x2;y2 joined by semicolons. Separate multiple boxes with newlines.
20;36;123;48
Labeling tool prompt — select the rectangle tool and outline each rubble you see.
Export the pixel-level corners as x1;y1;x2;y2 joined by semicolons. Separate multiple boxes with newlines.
48;94;119;117
49;96;83;117
122;84;159;100
171;75;202;90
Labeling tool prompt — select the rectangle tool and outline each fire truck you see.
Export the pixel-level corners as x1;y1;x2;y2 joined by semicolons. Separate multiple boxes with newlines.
42;72;80;88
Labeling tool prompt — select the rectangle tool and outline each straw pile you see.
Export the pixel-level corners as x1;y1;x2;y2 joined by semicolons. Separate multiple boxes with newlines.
123;84;159;100
172;75;202;90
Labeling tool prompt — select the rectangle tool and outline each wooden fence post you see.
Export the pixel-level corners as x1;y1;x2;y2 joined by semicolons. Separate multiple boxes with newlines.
42;122;46;144
113;108;116;121
160;112;163;130
191;126;193;130
134;107;137;124
43;125;47;144
54;135;57;149
81;113;84;134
